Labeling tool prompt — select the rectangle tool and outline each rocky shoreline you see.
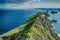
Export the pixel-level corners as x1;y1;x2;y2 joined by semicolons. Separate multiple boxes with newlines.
0;12;60;40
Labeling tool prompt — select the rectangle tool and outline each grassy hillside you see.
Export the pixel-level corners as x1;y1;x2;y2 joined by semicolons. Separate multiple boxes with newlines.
0;12;60;40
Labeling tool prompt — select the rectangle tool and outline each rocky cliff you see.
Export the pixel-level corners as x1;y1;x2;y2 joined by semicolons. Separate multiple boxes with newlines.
2;12;60;40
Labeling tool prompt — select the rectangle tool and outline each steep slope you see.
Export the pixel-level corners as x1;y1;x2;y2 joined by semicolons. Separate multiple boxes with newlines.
15;12;60;40
1;12;60;40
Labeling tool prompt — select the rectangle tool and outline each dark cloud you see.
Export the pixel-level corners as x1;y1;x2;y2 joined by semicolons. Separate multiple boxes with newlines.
0;0;30;4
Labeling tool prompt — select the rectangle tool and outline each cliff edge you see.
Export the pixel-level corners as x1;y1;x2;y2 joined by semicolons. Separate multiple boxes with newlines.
1;12;60;40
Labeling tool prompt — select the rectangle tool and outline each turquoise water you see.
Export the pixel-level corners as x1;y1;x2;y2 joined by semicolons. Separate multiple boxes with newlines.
48;12;60;34
0;8;60;35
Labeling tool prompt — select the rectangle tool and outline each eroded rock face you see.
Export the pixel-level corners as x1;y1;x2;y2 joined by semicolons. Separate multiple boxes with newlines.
2;13;60;40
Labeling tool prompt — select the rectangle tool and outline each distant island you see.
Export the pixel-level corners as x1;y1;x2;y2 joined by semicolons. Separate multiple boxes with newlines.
0;12;60;40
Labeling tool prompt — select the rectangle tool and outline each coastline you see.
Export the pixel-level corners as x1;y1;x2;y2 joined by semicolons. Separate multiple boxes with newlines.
58;34;60;37
48;14;60;37
0;12;60;40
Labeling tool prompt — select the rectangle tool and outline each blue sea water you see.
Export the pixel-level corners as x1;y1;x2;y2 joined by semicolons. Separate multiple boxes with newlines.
0;8;60;35
0;9;37;35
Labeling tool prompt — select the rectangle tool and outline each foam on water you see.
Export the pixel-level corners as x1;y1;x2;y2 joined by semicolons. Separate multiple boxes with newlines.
48;11;60;37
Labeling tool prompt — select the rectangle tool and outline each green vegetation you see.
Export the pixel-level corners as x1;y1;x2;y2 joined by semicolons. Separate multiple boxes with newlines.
38;12;50;17
26;13;40;22
0;12;59;40
15;12;58;40
0;12;40;40
15;13;40;40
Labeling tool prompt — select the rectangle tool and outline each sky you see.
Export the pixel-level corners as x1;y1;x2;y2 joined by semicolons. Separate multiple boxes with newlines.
0;0;60;9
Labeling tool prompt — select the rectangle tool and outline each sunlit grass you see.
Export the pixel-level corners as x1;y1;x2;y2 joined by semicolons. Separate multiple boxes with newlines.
0;12;55;40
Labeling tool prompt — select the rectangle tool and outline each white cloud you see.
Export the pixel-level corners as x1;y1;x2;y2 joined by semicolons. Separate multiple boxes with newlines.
0;1;60;9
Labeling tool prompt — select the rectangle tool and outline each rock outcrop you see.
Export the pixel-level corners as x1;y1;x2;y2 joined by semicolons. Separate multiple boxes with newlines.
2;12;60;40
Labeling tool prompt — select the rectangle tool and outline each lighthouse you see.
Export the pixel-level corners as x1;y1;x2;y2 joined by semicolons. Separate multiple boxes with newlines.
39;12;46;22
40;12;45;18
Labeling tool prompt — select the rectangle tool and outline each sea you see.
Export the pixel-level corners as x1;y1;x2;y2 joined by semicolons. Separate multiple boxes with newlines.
0;8;60;36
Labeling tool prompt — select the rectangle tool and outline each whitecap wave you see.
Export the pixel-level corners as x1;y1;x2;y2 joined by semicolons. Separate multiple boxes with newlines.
58;34;60;37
